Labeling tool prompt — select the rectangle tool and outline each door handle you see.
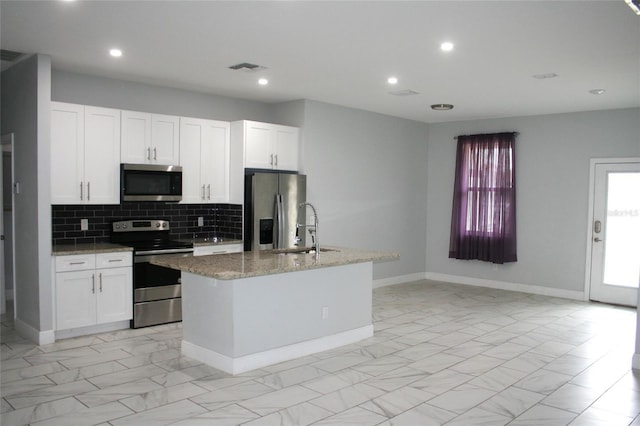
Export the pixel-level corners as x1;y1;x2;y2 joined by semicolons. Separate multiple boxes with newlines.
99;273;103;292
274;154;278;167
594;237;603;242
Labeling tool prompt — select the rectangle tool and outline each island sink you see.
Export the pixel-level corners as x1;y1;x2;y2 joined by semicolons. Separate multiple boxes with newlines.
273;247;338;255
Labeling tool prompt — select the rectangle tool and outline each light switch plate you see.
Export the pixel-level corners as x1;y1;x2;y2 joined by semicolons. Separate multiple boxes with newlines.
80;219;89;231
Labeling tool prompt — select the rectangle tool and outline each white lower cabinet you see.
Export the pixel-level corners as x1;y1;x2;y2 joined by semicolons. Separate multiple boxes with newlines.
194;243;243;256
54;252;132;331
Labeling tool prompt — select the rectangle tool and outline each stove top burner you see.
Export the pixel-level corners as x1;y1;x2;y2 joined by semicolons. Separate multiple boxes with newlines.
110;219;193;253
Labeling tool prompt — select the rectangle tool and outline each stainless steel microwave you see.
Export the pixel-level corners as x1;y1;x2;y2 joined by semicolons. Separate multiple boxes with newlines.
120;164;182;202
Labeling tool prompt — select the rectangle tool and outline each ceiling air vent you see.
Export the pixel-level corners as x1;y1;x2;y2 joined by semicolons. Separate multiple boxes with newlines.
389;89;420;96
1;49;24;62
228;62;267;72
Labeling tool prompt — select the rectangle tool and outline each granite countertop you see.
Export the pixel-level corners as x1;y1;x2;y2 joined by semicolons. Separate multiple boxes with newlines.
150;246;399;280
52;243;133;256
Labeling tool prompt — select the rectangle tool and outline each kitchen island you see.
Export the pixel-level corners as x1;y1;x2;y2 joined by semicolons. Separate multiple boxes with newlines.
151;247;398;374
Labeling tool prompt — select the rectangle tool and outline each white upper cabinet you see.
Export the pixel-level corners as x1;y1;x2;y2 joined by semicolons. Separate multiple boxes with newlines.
180;117;230;204
51;102;121;204
121;110;179;165
234;120;300;171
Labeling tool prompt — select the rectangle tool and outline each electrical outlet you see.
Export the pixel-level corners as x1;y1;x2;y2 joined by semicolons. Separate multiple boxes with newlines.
321;306;329;320
197;217;204;227
80;218;89;231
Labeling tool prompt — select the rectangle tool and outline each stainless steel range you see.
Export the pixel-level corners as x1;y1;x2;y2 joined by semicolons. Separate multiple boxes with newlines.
111;220;193;328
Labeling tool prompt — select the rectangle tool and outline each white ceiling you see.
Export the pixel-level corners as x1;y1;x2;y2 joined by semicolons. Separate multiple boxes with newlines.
1;0;639;123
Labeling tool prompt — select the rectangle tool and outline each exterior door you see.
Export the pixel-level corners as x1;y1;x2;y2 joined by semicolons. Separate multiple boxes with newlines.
589;160;640;306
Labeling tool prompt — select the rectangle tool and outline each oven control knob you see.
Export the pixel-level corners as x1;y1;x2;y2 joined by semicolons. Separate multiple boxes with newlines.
114;224;120;229
156;223;161;228
162;223;168;228
122;224;127;229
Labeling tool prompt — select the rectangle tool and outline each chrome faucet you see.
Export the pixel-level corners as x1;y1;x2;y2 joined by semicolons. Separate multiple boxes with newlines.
298;202;319;256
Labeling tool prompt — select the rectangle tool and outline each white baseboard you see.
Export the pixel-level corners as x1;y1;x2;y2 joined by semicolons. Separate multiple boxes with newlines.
15;318;55;345
424;272;585;301
373;273;427;289
183;325;374;375
55;321;130;341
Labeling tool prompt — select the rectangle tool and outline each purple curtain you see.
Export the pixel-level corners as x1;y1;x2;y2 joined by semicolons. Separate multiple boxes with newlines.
449;132;517;264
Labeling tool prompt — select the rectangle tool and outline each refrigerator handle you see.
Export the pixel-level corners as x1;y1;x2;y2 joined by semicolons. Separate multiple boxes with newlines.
275;193;284;248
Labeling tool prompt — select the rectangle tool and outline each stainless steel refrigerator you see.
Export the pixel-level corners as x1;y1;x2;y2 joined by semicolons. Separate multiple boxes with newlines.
244;172;307;251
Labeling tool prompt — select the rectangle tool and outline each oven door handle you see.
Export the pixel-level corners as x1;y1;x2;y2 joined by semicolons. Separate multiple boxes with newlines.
135;251;193;263
135;248;194;256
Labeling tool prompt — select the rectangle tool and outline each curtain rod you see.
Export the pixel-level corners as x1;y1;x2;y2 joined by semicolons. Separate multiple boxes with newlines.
454;131;519;140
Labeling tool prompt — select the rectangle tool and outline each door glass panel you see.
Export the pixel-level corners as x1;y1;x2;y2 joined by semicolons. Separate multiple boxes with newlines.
603;172;640;287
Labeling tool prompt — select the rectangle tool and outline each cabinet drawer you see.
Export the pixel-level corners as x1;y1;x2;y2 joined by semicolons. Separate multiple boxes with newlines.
96;252;132;268
55;254;96;272
194;243;243;256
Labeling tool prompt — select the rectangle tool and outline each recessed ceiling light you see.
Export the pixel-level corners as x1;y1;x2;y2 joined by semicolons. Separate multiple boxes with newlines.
532;73;558;79
258;78;269;86
387;77;398;85
589;89;606;95
109;48;122;58
431;104;454;111
440;42;454;52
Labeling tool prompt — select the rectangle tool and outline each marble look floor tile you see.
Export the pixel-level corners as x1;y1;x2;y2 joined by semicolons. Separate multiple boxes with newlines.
0;396;85;426
543;354;594;376
87;335;154;353
76;378;163;407
1;397;13;413
238;384;321;416
30;401;134;426
409;368;474;395
501;352;555;374
154;355;203;372
125;338;181;356
392;330;440;346
530;340;577;359
468;365;529;392
37;336;103;354
481;342;531;361
359;384;434;418
363;366;427;392
1;357;31;372
350;355;412;377
170;403;260;426
443;340;495;359
310;352;373;373
509;403;577;425
150;363;221;387
478;386;545;419
541;383;604;413
23;347;99;366
310;383;384;414
474;330;520;345
0;375;56;397
408;352;466;374
256;364;327;390
428;331;476;347
591;384;640;417
569;406;634;425
382;402;457;426
46;360;128;385
116;348;181;369
313;406;388;426
60;348;132;369
190;380;274;411
260;354;321;374
427;383;496;414
445;406;512;425
394;342;448;362
119;382;208;412
94;326;157;343
243;401;333;426
87;364;167;388
110;399;207;426
354;340;408;359
301;368;373;394
192;373;255;392
449;354;504;376
6;379;98;409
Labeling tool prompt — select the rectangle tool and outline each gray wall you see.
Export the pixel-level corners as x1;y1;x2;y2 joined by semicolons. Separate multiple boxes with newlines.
52;70;275;123
426;108;640;293
298;100;429;281
1;54;53;331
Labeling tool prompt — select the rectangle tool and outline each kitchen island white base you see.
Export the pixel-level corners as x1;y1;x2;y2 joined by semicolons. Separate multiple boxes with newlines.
180;261;374;375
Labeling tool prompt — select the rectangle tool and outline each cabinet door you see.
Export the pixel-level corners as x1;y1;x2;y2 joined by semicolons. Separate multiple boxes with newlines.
84;106;121;204
244;122;274;169
274;126;299;171
121;110;151;164
56;270;96;330
202;120;230;203
51;102;85;204
151;114;180;165
180;117;205;203
96;267;132;324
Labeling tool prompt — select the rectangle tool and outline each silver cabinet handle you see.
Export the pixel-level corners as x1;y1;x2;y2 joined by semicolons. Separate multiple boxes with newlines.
92;274;95;294
594;237;603;242
147;147;151;160
99;273;103;292
270;154;274;166
80;182;83;200
87;182;90;201
153;147;157;160
274;154;278;167
69;261;85;265
201;185;205;200
207;184;211;200
108;259;122;263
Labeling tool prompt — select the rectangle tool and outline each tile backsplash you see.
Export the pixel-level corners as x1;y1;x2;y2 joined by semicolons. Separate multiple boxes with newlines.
52;203;242;246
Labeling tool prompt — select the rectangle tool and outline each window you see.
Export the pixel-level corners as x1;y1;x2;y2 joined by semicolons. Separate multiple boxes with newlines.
449;132;517;264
